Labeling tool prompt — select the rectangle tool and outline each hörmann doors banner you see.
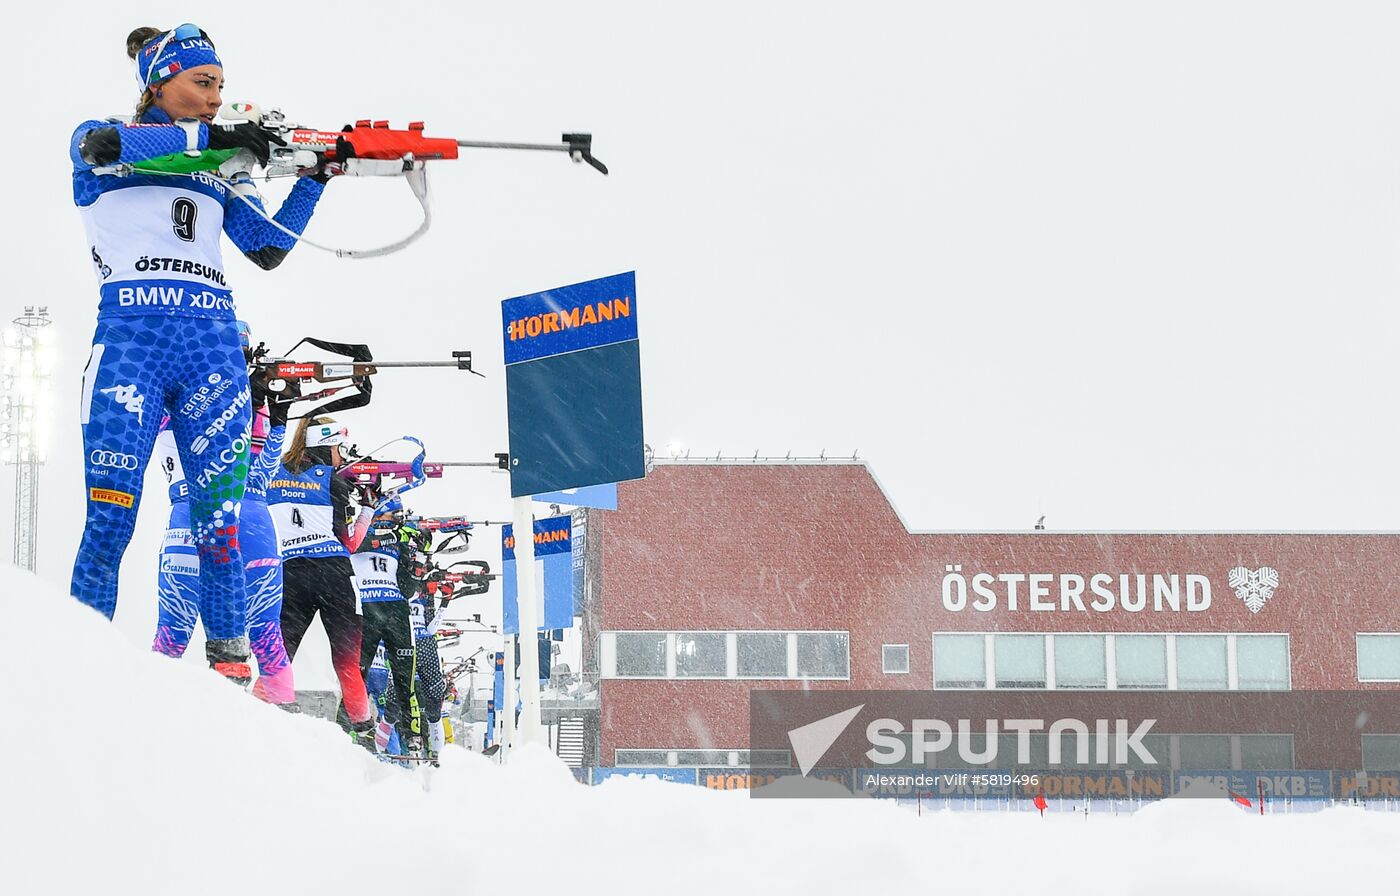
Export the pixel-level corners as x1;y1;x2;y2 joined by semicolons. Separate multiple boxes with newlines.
502;272;645;497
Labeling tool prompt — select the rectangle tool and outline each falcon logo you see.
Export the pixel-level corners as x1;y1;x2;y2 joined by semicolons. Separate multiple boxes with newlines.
1228;567;1279;614
101;385;144;425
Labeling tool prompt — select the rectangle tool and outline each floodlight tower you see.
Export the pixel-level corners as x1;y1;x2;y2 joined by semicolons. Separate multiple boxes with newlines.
1;307;55;571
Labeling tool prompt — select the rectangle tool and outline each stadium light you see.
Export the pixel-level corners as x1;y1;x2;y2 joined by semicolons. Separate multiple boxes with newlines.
1;306;55;571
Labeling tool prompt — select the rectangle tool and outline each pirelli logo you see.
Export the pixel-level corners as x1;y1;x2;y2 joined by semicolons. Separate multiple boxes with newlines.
91;488;135;509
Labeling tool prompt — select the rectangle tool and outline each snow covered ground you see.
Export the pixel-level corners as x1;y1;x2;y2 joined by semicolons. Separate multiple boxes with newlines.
4;564;1397;895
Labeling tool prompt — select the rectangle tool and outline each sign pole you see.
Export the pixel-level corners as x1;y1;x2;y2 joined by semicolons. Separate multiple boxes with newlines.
512;495;546;746
502;636;517;756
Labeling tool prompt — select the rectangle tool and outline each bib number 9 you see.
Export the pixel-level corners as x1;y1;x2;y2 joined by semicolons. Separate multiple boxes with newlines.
171;198;197;242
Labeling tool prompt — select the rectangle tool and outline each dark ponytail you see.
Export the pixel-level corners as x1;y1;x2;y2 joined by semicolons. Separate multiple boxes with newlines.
127;27;164;120
126;26;163;60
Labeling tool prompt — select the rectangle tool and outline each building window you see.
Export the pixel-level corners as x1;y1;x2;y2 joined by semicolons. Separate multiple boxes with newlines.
1357;635;1400;682
615;750;669;767
1239;735;1294;770
603;631;850;680
1177;735;1233;770
675;750;732;767
1115;635;1168;689
1236;635;1290;690
994;634;1046;688
994;733;1052;767
796;633;849;678
1362;735;1400;771
737;750;793;768
675;632;726;677
934;634;986;688
1053;635;1107;688
614;632;666;677
1176;635;1228;690
1121;734;1173;770
736;632;788;678
882;644;910;674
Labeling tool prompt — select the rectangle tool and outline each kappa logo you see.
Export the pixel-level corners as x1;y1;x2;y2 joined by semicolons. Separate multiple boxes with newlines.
100;385;144;425
1228;567;1279;614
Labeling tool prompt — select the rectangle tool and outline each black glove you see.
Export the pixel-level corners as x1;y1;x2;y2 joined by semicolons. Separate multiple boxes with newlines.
266;396;290;429
206;122;284;168
246;369;284;426
248;366;269;408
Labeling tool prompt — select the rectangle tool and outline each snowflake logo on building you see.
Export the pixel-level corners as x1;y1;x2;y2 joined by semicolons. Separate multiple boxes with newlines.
1227;566;1279;614
100;384;145;426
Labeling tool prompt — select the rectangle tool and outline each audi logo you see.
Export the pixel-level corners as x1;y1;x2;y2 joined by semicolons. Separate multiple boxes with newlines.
90;450;138;470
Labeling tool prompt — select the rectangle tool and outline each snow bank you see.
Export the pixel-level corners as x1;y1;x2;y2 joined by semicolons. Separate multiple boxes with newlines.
2;565;1395;895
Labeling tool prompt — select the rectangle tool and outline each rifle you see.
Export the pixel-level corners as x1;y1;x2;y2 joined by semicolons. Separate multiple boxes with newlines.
413;558;494;602
341;460;445;502
248;337;479;419
220;103;608;258
393;515;510;557
401;515;511;532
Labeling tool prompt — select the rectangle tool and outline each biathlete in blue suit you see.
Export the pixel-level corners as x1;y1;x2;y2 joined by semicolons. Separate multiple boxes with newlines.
70;24;335;677
152;322;297;702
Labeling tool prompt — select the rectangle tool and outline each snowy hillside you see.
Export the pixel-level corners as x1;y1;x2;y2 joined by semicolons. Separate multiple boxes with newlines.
1;566;1397;895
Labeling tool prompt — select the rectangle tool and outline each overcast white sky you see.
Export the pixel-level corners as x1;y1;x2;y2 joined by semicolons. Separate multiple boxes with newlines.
6;2;1400;662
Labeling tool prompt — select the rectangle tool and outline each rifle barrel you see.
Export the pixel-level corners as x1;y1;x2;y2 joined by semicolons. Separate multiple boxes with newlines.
364;360;464;368
456;140;570;152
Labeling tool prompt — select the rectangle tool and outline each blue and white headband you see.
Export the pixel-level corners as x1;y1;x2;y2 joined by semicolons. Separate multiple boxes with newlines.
137;24;222;90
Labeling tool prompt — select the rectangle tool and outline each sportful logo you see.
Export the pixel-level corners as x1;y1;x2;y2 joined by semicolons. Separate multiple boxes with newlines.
190;389;251;455
1228;567;1279;614
100;385;144;425
89;450;138;471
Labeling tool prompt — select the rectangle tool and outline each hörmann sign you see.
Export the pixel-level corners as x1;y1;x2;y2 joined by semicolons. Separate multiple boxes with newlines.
501;272;645;498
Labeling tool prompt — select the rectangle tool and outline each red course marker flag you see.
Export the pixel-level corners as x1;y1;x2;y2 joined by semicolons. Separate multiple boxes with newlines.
1229;791;1253;808
1033;792;1048;815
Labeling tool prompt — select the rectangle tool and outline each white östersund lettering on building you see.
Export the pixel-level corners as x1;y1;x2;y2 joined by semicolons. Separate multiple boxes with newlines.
939;565;1213;613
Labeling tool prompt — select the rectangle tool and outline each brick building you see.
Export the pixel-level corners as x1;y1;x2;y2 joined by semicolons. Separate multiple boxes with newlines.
580;460;1400;771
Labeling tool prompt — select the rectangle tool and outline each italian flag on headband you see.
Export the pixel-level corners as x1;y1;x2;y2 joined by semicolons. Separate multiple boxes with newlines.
154;61;182;81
